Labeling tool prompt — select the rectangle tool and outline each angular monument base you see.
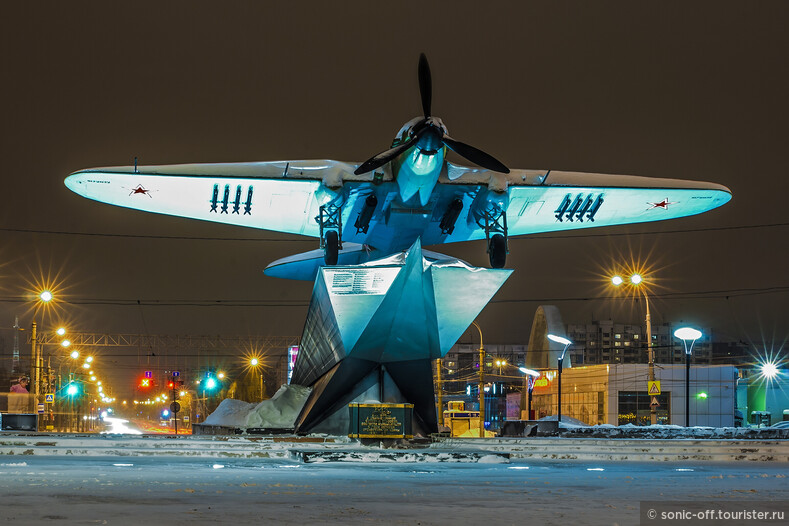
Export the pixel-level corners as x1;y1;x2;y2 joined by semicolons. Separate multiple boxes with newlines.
290;240;512;436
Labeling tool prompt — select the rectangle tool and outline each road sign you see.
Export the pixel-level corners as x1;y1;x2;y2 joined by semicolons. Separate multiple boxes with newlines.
45;393;54;403
648;381;661;395
173;371;180;377
650;396;660;407
144;371;152;378
183;415;190;422
170;401;181;414
37;403;45;414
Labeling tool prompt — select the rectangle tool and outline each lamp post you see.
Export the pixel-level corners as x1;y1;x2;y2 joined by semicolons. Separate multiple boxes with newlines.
250;358;264;400
519;367;540;420
495;359;507;375
471;321;485;438
31;291;53;401
674;327;702;427
547;334;572;427
612;273;657;425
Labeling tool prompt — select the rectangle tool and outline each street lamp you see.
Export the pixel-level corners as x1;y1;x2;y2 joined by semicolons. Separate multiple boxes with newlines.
519;367;540;420
472;321;485;438
495;359;507;375
547;334;571;426
760;361;778;380
612;272;657;424
674;327;702;427
249;358;264;400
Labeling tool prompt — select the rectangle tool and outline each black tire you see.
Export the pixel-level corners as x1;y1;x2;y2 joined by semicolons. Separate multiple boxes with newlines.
324;230;339;265
489;234;506;268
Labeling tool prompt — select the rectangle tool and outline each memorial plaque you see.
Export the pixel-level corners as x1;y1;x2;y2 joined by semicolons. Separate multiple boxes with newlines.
348;403;413;439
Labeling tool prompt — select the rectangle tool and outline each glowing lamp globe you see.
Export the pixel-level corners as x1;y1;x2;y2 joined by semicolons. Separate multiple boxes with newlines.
39;291;53;302
547;334;572;346
630;274;643;285
673;327;702;341
611;276;623;286
761;362;778;379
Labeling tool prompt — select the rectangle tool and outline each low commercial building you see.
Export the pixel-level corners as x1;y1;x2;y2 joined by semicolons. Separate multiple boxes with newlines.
527;363;738;427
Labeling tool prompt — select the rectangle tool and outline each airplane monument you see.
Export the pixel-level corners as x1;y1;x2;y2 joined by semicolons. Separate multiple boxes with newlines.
65;55;731;434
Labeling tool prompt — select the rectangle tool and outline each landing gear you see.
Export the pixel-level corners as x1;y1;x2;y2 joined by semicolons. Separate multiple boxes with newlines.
488;234;506;268
478;203;508;269
317;199;343;266
324;230;339;266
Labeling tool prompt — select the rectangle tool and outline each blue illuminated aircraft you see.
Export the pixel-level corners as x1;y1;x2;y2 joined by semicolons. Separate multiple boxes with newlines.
65;54;731;280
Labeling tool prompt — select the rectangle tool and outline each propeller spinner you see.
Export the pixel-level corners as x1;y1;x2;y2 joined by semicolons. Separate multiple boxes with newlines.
354;53;509;176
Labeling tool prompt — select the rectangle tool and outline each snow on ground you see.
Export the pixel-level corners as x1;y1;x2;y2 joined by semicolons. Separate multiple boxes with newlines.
1;455;786;525
203;384;311;429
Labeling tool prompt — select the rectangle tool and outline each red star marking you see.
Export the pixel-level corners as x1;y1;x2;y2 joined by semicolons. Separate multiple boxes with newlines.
647;198;676;210
130;184;152;197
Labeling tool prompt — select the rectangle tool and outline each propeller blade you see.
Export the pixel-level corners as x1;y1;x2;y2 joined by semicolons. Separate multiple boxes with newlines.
443;135;510;174
354;137;416;175
418;53;432;118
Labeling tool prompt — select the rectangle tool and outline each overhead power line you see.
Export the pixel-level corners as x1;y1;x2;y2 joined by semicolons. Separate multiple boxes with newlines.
1;221;788;242
0;285;787;309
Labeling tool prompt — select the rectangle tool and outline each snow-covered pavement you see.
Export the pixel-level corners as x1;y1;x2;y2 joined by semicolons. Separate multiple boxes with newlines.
1;455;786;525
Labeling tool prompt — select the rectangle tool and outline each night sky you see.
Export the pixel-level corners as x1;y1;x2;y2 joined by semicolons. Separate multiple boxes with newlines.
1;2;788;396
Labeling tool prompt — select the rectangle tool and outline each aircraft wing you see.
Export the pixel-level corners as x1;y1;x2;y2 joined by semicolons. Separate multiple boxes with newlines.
65;160;367;237
66;160;731;251
434;164;732;242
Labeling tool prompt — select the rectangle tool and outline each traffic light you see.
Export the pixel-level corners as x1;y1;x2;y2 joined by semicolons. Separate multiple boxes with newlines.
139;377;151;389
66;382;79;396
202;370;220;391
167;380;175;389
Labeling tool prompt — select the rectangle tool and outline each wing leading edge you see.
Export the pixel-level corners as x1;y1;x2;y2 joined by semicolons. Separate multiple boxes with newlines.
65;160;731;248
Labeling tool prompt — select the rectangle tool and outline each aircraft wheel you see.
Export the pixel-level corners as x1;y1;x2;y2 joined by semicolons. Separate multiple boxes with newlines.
324;230;339;265
488;234;506;268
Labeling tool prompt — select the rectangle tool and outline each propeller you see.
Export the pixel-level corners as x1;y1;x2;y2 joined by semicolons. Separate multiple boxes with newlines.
354;53;509;175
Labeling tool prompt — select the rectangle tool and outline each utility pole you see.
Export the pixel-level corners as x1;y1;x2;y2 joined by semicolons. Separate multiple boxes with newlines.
12;316;20;374
643;290;656;425
436;358;443;426
31;322;38;398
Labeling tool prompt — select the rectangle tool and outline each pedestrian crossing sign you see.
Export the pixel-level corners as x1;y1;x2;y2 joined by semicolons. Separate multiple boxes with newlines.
648;381;661;395
45;393;55;403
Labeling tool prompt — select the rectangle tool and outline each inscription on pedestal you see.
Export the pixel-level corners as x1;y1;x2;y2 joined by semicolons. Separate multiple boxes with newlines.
348;403;413;439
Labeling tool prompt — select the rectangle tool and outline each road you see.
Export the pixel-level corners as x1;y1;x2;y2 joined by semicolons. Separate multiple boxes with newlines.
1;455;786;525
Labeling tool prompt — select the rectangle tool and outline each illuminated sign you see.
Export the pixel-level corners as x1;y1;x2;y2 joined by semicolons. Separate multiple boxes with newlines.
325;267;400;295
348;403;413;439
287;346;299;383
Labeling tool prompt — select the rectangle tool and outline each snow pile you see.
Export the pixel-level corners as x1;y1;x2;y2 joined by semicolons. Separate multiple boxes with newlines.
202;384;311;429
203;399;257;427
245;384;311;429
560;424;789;439
538;415;589;428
